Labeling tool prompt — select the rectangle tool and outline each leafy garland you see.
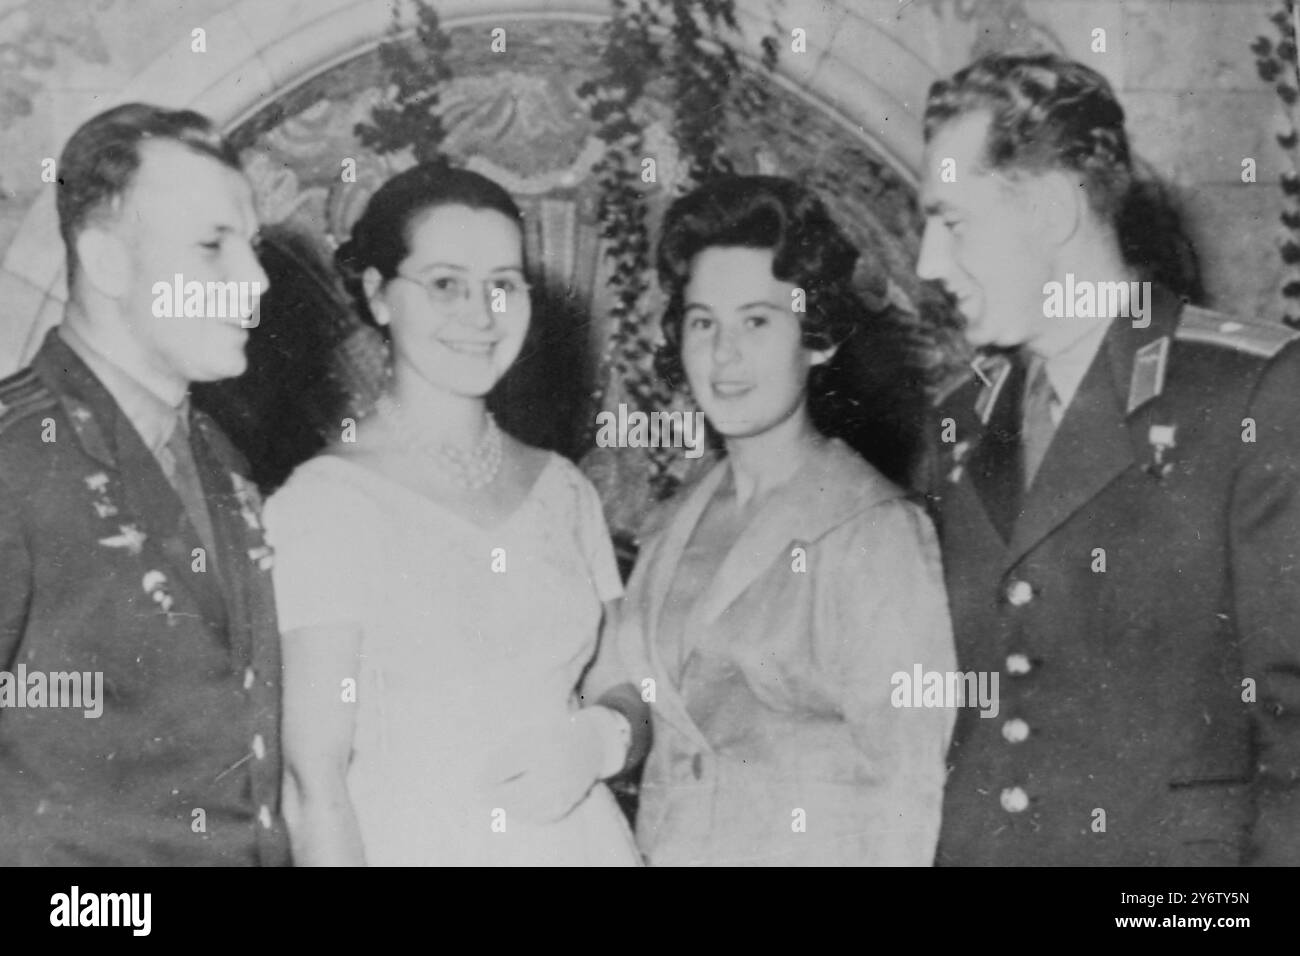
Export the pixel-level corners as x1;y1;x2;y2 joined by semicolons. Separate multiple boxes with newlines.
354;1;453;167
1252;0;1300;328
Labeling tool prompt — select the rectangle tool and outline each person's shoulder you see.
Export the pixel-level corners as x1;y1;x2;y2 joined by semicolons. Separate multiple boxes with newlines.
820;438;911;507
516;440;572;488
265;453;379;526
1164;304;1300;414
0;365;58;443
503;441;590;515
1173;304;1300;362
0;366;61;493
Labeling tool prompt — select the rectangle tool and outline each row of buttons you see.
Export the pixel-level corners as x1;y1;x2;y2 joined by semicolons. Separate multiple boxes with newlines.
1004;580;1034;811
244;667;273;831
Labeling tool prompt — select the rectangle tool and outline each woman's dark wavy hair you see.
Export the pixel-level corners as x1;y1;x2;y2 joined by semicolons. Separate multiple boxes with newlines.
655;175;926;485
924;51;1202;303
334;163;526;332
656;175;863;387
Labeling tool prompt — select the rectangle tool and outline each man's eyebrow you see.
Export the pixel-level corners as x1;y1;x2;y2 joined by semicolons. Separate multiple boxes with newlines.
210;223;260;239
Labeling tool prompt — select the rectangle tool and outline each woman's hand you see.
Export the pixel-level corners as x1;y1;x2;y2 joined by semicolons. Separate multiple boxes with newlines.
477;708;625;825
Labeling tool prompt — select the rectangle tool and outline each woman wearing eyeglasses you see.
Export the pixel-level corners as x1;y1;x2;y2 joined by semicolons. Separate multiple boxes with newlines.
263;165;640;865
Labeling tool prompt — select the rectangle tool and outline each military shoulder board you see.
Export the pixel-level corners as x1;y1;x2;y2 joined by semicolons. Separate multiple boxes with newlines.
0;368;55;437
1174;305;1300;360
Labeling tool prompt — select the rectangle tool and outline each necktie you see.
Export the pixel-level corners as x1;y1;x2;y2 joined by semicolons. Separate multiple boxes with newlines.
972;352;1028;540
158;404;219;561
1020;352;1059;489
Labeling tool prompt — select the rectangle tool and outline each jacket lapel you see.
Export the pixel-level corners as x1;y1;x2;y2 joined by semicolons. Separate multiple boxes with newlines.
1003;343;1131;568
190;412;256;666
693;440;901;626
117;399;234;638
636;465;726;752
33;330;231;635
1004;291;1181;569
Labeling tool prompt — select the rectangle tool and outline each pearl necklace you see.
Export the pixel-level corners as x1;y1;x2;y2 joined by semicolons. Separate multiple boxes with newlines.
374;394;504;490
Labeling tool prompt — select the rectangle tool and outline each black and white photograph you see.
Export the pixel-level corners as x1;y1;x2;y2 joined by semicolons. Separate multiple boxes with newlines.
0;0;1295;920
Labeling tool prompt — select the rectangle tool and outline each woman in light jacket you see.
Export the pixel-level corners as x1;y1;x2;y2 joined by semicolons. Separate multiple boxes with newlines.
584;175;957;866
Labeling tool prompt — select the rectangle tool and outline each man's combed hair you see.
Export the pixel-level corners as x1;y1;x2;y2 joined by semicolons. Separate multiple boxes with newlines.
56;103;242;267
655;174;863;388
923;52;1133;226
923;51;1203;303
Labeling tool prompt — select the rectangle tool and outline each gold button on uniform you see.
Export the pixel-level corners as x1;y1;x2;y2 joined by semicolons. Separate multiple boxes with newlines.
1006;580;1034;606
1006;653;1032;675
258;805;273;829
243;667;255;691
252;734;266;760
1000;787;1029;813
1002;718;1030;743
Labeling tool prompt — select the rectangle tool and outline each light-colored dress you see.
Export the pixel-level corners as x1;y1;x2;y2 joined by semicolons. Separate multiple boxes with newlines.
584;438;956;866
264;451;640;866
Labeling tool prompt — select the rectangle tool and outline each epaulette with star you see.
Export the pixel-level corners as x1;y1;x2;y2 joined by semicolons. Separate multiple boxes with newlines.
1174;305;1300;360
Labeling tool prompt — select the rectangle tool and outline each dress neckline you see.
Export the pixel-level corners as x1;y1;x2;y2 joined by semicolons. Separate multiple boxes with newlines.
312;449;561;537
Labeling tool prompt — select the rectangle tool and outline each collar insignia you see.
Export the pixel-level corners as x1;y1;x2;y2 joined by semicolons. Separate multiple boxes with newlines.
1127;336;1170;415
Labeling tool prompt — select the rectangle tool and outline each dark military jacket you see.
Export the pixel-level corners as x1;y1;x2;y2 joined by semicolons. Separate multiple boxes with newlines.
926;286;1300;866
0;329;290;865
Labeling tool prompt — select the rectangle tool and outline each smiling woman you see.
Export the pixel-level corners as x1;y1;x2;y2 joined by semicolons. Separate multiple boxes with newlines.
581;175;958;866
261;162;643;866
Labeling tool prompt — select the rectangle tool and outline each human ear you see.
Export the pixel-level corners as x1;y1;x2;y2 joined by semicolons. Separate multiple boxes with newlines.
74;226;132;299
1028;170;1084;248
363;266;391;326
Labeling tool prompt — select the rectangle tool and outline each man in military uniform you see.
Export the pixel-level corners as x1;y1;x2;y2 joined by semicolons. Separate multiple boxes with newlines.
917;53;1300;865
0;104;290;864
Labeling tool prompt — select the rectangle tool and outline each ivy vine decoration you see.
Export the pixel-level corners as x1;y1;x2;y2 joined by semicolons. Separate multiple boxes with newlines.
353;0;454;168
578;0;780;500
1252;0;1300;328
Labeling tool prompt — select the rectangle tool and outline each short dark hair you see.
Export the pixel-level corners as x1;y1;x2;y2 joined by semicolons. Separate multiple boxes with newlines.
57;103;242;269
334;164;525;331
923;52;1132;226
654;174;927;487
654;175;864;388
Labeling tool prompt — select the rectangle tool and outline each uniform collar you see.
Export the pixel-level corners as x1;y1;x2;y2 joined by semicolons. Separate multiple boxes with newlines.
942;284;1184;428
59;321;188;456
1101;283;1183;416
1026;316;1111;413
653;436;905;551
